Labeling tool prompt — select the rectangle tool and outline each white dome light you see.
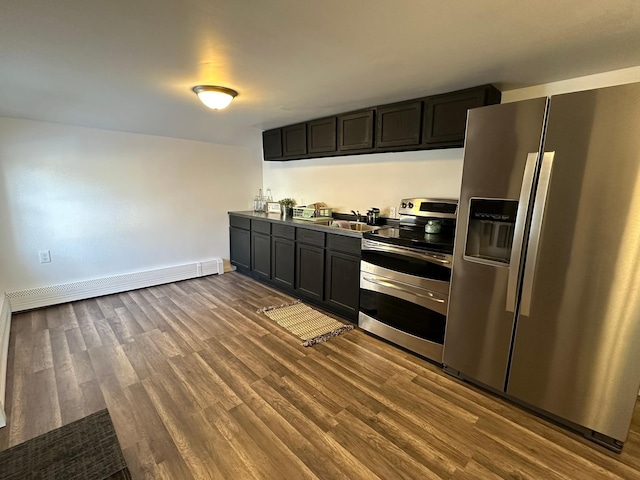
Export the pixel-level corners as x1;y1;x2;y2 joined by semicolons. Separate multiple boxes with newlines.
192;85;238;110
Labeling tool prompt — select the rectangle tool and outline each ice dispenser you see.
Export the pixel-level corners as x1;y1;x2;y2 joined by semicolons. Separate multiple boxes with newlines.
464;198;518;265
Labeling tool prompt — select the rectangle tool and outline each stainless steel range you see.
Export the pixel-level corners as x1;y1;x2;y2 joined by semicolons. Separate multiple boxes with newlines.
358;198;458;362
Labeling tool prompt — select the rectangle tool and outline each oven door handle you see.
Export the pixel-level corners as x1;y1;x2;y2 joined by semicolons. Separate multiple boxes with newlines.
362;275;446;304
362;239;452;266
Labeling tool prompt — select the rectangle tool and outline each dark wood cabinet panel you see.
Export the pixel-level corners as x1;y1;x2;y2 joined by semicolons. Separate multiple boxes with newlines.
251;219;271;235
423;85;501;148
338;109;374;151
263;129;283;161
272;223;295;240
282;124;307;157
261;84;500;161
376;101;423;148
325;250;360;318
230;227;251;271
251;232;271;280
271;237;295;289
296;228;325;247
307;117;337;154
296;243;324;301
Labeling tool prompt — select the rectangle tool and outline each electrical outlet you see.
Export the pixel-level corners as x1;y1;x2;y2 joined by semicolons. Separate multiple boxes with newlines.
389;207;397;218
39;250;51;263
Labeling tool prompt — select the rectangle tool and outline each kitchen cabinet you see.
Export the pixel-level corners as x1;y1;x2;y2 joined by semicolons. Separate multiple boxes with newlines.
423;84;502;148
250;220;271;280
325;233;361;318
338;109;375;151
262;128;283;161
228;213;361;322
307;117;337;154
376;100;423;148
295;228;325;301
282;124;307;157
271;224;295;289
229;216;251;271
261;84;500;161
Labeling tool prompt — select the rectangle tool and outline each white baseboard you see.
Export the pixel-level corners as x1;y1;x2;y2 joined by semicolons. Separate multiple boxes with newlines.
0;293;11;428
6;258;224;313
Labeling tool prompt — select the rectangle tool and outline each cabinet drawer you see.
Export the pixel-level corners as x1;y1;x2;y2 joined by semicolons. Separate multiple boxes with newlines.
272;223;295;239
230;215;250;230
327;234;361;256
296;228;325;247
251;219;271;235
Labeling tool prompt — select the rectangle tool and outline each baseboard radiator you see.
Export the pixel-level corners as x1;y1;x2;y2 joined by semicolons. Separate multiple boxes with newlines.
6;258;224;313
0;293;11;428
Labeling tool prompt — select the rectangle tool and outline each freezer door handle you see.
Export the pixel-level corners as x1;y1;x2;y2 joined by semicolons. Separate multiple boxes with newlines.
520;151;555;317
506;152;539;312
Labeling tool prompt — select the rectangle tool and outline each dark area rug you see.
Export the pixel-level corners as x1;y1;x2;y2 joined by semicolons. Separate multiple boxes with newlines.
0;409;131;480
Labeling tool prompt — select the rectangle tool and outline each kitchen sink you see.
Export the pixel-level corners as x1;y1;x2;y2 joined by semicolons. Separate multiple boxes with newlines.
348;222;378;232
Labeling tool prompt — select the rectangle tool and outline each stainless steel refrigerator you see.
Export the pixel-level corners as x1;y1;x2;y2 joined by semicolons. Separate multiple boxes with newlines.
443;82;640;451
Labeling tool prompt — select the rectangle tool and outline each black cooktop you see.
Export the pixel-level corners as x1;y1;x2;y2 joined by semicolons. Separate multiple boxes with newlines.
364;226;455;254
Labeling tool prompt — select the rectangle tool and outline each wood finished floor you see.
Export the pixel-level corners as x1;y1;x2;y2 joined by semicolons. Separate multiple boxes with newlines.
1;272;640;479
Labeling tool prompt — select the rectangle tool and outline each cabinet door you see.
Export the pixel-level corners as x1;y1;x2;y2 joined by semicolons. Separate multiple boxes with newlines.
230;227;251;271
271;237;295;289
376;101;422;148
325;250;360;318
338;109;374;151
307;117;337;154
251;232;271;280
423;85;501;147
282;123;307;157
296;243;325;301
263;129;283;160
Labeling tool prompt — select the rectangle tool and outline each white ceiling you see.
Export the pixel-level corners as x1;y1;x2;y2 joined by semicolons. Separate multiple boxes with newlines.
2;0;640;147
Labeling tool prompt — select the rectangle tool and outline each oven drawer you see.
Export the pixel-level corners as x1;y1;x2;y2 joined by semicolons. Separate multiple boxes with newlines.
361;271;448;316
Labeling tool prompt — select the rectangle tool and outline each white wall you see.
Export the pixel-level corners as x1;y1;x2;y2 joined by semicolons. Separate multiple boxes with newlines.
0;117;262;293
262;148;464;217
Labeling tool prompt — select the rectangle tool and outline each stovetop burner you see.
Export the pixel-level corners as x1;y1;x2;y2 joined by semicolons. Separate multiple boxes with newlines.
364;226;455;254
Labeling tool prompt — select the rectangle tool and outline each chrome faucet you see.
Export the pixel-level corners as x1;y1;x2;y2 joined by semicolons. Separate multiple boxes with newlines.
351;210;361;223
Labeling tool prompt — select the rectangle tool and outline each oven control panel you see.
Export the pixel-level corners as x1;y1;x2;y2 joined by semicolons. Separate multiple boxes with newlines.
398;198;458;219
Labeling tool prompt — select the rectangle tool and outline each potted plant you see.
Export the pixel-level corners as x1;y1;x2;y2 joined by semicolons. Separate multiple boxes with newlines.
278;198;296;217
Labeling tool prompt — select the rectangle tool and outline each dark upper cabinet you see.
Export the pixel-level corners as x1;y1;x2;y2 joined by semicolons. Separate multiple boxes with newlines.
376;101;423;148
261;84;500;161
338;109;375;151
282;124;307;157
307;117;337;154
423;85;501;148
263;129;283;161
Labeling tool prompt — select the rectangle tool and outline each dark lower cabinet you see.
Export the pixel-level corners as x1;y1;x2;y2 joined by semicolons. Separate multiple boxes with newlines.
271;236;295;289
230;227;251;271
295;243;325;301
325;250;360;318
251;232;271;280
229;214;361;322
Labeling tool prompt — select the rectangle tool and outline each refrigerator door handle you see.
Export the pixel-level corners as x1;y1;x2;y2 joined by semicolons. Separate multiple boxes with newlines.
520;151;555;317
506;152;539;312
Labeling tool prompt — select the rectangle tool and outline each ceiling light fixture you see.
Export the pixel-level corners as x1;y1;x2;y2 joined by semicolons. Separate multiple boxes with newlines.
192;85;238;110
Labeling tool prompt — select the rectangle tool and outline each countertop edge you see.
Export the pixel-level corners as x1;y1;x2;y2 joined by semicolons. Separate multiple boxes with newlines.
228;211;370;238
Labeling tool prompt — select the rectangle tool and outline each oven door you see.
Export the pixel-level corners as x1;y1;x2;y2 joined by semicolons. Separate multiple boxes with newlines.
361;238;452;283
359;261;448;362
